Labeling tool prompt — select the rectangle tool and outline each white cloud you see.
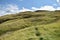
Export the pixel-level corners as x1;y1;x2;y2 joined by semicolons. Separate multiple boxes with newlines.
39;6;56;11
6;4;20;13
19;7;33;12
56;7;60;10
32;7;40;10
0;10;5;16
32;6;56;11
0;5;33;16
0;4;20;16
57;0;60;2
32;5;60;11
57;0;60;4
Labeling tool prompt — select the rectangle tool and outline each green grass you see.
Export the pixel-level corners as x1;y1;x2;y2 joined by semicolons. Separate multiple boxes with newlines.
0;20;60;40
0;11;60;40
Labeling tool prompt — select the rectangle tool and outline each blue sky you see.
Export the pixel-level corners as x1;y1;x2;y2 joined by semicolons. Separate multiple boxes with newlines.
0;0;60;16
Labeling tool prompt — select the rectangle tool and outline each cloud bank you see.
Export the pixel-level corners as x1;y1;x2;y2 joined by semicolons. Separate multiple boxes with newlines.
32;5;60;11
0;4;60;16
0;4;20;16
32;6;56;11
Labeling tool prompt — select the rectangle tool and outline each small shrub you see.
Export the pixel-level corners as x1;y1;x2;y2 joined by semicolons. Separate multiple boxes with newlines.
39;37;44;40
28;38;33;40
35;27;38;30
35;31;41;36
35;27;41;36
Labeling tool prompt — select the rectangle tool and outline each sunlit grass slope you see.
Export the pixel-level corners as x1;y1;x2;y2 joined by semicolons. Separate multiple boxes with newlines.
0;20;60;40
0;10;60;40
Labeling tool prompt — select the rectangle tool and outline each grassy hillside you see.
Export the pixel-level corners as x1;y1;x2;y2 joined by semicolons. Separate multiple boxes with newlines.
0;11;60;40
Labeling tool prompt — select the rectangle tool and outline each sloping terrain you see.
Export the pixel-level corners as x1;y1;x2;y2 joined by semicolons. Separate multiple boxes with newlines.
0;11;60;40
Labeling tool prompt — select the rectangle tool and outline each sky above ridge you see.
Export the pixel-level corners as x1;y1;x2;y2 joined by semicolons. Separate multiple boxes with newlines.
0;0;60;16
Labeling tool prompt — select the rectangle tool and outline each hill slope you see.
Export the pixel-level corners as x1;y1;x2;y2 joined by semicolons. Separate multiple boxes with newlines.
0;11;60;40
